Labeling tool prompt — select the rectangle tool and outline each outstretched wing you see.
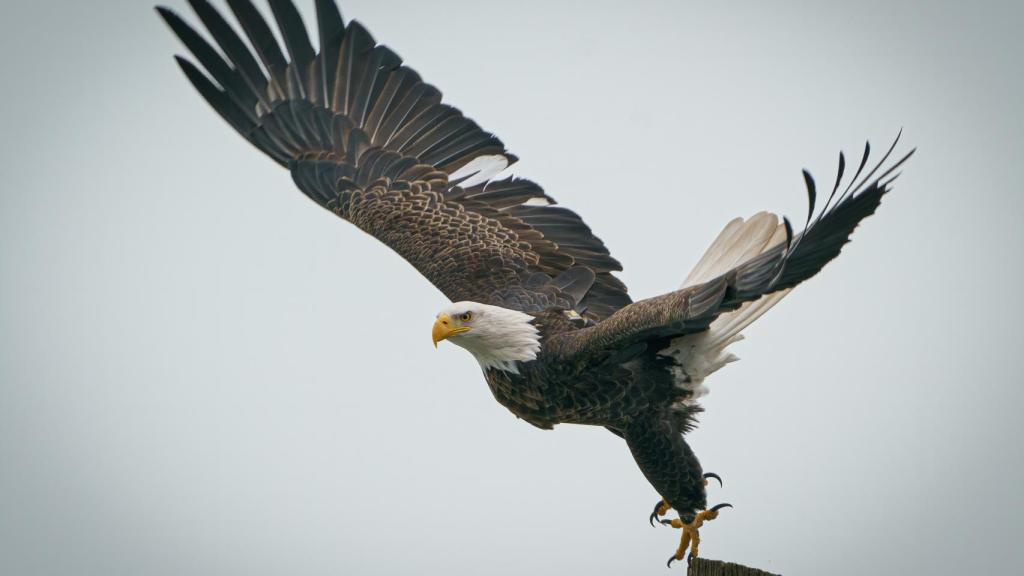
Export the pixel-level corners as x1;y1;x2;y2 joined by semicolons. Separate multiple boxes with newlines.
550;136;914;359
158;0;630;319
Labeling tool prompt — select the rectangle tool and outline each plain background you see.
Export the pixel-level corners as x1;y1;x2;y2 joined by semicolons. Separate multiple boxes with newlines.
2;0;1022;574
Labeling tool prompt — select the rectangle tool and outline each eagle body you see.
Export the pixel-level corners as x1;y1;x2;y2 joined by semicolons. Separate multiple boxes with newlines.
158;0;912;561
486;331;711;519
442;302;711;516
483;308;690;431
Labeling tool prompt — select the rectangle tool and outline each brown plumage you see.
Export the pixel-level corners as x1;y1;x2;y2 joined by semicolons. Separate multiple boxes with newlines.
158;0;913;566
158;0;629;321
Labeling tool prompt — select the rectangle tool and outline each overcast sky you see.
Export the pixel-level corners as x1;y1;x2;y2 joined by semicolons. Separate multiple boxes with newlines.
2;1;1022;574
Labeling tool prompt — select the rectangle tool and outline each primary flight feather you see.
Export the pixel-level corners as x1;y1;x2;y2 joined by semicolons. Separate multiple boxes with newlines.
158;0;913;566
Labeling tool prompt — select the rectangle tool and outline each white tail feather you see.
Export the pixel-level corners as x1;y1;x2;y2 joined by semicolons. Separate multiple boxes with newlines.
682;211;782;288
661;213;791;402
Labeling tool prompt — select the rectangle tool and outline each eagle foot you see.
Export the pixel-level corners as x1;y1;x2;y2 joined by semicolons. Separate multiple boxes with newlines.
665;503;732;568
649;473;722;527
702;472;723;488
649;499;673;527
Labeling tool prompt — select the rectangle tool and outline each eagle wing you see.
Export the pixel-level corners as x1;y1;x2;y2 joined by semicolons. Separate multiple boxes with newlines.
550;138;914;361
158;0;630;319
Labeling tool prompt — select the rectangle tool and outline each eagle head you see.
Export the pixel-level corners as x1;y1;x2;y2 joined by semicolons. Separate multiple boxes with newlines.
432;301;541;373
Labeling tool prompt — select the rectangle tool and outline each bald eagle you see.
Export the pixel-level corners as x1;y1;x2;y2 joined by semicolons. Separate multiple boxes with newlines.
158;0;912;566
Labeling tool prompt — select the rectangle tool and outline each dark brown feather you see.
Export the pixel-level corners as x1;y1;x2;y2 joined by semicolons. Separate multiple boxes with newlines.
552;137;913;360
159;0;631;318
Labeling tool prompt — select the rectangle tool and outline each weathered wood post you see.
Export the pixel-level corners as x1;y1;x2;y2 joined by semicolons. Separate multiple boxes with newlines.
687;558;781;576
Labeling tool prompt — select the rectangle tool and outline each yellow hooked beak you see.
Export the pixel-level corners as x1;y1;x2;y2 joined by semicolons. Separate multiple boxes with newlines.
432;314;470;347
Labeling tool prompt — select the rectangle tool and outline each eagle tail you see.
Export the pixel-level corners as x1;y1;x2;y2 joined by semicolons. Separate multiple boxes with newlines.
682;212;788;289
668;214;791;397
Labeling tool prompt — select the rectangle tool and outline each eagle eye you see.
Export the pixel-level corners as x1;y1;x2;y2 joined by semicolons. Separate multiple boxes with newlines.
459;312;473;322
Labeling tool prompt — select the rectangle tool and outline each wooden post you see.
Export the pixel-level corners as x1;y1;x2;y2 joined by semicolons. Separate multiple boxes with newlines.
687;558;781;576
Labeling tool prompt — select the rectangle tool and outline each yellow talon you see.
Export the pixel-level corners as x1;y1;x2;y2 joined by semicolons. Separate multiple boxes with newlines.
650;498;673;526
665;504;731;568
657;500;671;516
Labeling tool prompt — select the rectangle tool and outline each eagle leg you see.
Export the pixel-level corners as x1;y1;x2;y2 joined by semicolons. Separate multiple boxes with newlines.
665;503;733;568
623;414;731;566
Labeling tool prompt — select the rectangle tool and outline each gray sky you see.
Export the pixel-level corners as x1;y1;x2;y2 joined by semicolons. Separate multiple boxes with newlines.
2;0;1022;574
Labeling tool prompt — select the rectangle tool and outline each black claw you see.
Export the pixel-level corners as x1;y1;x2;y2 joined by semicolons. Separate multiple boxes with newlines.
709;502;733;513
649;499;663;527
703;472;723;487
659;518;674;526
687;551;694;565
667;555;677;568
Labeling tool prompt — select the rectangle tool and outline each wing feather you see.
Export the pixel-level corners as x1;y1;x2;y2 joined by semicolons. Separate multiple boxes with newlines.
553;138;913;360
159;0;630;318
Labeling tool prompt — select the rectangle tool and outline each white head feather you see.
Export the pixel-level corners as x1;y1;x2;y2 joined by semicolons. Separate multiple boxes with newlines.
436;301;541;373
